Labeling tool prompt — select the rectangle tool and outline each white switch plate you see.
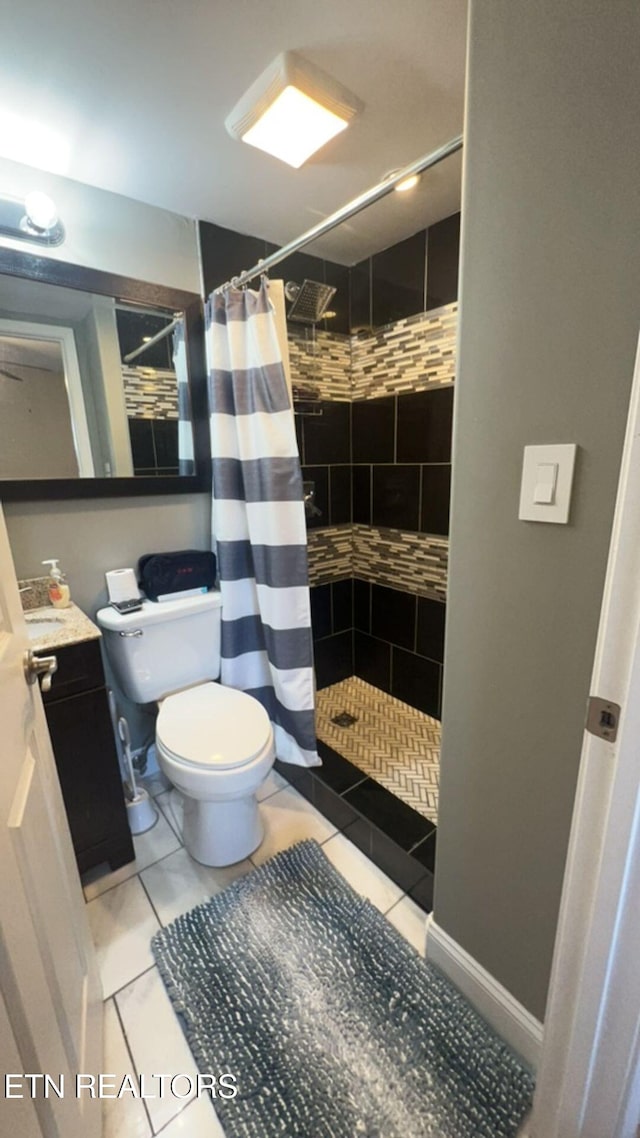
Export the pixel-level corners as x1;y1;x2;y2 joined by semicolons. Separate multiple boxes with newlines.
519;444;577;523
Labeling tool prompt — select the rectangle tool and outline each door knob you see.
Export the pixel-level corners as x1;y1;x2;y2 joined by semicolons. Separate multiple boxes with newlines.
24;650;58;693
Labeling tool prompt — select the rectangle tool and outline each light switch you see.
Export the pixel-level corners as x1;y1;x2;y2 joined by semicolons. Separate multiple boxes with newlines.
533;462;558;504
519;444;577;524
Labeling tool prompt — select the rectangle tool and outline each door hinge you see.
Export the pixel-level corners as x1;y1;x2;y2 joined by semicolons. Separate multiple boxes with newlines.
586;696;621;742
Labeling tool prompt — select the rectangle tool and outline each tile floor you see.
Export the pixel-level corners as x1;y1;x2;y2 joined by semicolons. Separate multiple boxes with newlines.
315;676;441;823
85;769;428;1137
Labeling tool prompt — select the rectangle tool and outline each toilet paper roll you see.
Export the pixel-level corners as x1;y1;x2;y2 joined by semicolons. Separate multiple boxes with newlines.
106;568;140;604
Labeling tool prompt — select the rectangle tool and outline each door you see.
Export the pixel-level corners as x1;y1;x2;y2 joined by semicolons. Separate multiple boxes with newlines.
0;502;102;1138
0;318;95;479
532;334;640;1137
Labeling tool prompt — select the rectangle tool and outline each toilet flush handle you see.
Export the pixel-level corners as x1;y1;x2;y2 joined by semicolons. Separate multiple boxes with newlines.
119;629;143;637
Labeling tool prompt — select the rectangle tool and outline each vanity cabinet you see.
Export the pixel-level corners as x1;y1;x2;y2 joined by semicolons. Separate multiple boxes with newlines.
41;638;135;874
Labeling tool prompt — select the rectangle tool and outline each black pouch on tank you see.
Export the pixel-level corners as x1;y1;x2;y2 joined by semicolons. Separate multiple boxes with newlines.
138;550;217;601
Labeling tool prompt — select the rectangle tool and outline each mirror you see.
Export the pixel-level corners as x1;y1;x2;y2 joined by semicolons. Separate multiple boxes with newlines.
0;247;208;499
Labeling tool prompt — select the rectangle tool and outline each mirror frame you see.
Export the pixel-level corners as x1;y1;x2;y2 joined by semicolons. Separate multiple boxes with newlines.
0;246;210;500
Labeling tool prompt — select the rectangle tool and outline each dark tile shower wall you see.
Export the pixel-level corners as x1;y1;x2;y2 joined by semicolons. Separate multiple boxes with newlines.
352;583;445;718
198;215;460;716
350;385;452;714
300;399;354;685
350;211;460;332
348;214;459;717
128;418;179;476
199;221;350;334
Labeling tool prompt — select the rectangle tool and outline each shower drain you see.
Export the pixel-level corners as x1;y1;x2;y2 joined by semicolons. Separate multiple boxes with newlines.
331;711;358;728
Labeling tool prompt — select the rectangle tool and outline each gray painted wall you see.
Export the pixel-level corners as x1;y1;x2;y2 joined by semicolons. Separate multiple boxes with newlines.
4;493;211;745
0;157;201;292
4;495;210;617
0;160;207;613
435;0;640;1020
0;161;208;743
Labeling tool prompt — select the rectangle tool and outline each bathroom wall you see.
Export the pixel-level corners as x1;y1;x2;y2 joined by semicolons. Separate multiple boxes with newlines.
0;157;200;292
1;160;209;664
350;216;459;718
5;495;210;615
198;217;460;712
435;0;640;1020
304;220;459;705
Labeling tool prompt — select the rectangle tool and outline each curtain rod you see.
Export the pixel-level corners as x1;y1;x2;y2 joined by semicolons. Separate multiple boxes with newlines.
214;133;463;294
123;313;182;364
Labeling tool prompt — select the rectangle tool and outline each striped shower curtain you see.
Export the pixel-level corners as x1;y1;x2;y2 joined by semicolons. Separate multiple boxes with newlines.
206;281;319;767
173;321;195;476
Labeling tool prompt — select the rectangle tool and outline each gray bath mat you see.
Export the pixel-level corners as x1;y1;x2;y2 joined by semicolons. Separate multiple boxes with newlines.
152;840;534;1138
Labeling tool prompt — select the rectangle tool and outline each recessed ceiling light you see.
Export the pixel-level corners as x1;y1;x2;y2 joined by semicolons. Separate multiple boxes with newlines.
226;51;363;169
395;174;420;193
384;168;421;193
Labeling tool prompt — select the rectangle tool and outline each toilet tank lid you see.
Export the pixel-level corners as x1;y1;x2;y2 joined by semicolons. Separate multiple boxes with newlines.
96;591;221;631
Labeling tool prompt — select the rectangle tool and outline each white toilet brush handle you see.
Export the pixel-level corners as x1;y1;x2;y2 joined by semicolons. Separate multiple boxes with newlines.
118;717;138;800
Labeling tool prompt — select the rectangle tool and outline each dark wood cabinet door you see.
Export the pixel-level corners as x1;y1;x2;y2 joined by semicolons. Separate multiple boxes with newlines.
45;687;134;871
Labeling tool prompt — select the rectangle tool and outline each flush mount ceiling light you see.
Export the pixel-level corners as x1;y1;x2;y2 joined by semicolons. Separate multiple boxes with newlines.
0;190;65;246
225;51;363;169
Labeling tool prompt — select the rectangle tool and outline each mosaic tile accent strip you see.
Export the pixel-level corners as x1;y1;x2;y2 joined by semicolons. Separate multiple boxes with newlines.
307;525;353;586
316;676;441;823
352;525;448;601
351;303;457;401
288;328;351;402
307;525;449;597
122;366;179;420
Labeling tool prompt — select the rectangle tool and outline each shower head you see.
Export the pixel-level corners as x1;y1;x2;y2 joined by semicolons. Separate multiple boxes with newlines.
285;279;337;324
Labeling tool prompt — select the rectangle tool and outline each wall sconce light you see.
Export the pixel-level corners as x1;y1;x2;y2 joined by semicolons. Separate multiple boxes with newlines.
225;51;363;169
0;190;65;247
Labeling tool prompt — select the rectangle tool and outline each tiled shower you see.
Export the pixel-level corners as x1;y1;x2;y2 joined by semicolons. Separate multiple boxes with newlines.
199;213;460;908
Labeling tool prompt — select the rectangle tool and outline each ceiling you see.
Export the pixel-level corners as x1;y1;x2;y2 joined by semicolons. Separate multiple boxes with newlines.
0;0;467;264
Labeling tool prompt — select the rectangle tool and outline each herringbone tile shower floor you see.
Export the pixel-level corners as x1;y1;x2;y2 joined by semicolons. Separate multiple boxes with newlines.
315;676;440;824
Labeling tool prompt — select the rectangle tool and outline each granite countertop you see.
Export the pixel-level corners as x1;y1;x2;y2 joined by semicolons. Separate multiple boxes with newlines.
19;580;101;653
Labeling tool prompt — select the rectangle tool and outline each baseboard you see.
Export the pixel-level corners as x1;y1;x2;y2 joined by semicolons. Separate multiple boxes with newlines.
425;917;543;1070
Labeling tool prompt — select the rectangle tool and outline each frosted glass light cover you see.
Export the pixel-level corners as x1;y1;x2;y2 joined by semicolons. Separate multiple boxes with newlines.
226;51;362;169
242;85;348;168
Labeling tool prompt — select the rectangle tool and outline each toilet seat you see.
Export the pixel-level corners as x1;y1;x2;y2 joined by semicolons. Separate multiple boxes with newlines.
156;682;272;772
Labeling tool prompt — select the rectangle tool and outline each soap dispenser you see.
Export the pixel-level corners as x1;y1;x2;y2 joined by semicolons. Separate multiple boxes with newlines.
42;559;71;609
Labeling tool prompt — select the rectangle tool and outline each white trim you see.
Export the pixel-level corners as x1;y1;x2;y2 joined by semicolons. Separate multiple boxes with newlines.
532;333;640;1138
425;917;543;1071
0;317;95;477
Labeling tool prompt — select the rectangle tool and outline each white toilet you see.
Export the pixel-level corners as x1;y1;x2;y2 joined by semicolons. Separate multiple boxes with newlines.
97;592;275;867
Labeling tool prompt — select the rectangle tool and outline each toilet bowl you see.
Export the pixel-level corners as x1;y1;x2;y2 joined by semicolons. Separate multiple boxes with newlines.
96;592;276;867
156;682;274;865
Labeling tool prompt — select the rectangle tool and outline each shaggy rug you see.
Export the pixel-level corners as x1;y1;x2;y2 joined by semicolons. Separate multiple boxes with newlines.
152;840;534;1137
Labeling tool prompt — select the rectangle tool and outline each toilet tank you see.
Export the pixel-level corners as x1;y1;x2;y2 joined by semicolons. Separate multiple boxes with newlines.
96;592;222;703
